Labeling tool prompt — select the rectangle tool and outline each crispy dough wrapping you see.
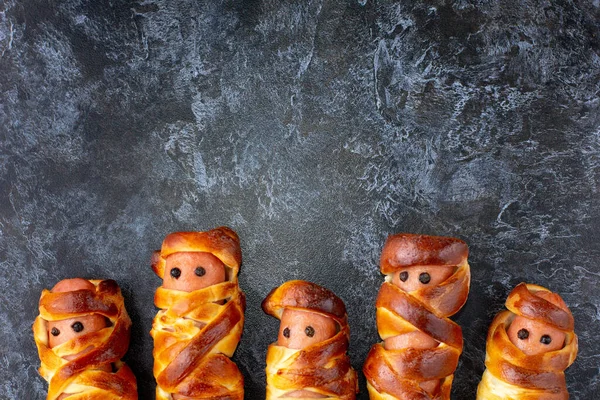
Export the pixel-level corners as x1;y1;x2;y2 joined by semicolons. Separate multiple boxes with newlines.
262;280;358;399
476;283;578;400
363;233;471;400
33;279;137;400
150;227;245;399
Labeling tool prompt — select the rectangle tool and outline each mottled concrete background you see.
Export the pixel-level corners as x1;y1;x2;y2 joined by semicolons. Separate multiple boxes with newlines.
1;0;599;398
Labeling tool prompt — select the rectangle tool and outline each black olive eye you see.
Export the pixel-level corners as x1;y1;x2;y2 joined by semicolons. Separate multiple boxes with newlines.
540;335;552;345
170;268;181;279
283;327;290;338
399;271;408;282
517;328;529;340
305;326;315;337
71;322;84;333
51;327;60;336
195;267;206;277
419;272;431;284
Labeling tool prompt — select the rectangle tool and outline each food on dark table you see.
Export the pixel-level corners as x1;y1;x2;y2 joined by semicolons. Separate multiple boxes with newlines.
150;227;245;400
364;233;471;399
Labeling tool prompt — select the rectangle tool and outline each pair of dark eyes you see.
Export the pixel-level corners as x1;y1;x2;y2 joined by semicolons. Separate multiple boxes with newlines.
517;328;553;345
399;271;431;284
50;322;84;336
170;267;206;279
283;326;315;338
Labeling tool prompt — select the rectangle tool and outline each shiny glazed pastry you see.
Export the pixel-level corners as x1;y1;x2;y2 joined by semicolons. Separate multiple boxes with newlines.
33;278;137;399
262;280;358;399
363;233;471;400
150;227;245;400
476;283;578;400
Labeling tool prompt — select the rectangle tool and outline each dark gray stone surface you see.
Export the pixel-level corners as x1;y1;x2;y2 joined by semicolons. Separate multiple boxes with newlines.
1;0;599;398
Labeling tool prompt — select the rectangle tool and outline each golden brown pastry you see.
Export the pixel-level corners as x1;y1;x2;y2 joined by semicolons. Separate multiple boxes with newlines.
363;233;471;399
150;227;245;400
476;283;578;400
33;278;137;400
262;280;358;399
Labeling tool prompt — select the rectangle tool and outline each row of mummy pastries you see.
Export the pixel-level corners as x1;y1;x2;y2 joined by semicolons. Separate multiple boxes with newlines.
150;228;357;399
364;233;578;400
35;228;577;400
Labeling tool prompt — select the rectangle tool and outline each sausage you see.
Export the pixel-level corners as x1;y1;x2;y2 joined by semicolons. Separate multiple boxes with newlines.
48;279;111;374
390;265;455;293
51;277;96;293
506;290;567;355
384;329;439;350
173;392;327;400
151;229;245;399
367;233;470;399
162;252;226;292
264;280;357;399
283;390;327;398
35;278;136;399
48;279;108;349
277;308;338;350
48;315;108;349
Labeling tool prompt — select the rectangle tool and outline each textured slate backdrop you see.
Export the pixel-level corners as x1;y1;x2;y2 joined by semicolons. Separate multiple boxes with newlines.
1;0;599;399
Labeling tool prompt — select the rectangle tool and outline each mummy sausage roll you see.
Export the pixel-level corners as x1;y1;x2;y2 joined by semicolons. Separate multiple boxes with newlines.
262;280;358;399
363;233;471;399
476;283;578;400
150;227;245;400
33;278;137;400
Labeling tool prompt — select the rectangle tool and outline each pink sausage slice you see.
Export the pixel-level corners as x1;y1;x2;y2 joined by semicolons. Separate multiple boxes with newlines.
49;279;107;349
284;390;327;398
51;278;96;293
384;330;439;350
278;309;337;398
507;291;567;356
162;252;226;292
48;315;108;349
277;309;337;350
418;380;441;396
390;265;455;293
48;278;112;385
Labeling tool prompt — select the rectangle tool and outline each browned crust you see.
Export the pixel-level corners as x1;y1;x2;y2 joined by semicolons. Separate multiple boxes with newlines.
272;332;354;394
34;279;136;400
174;354;245;399
263;280;357;398
151;228;245;399
261;280;347;323
152;285;245;399
152;227;242;279
365;233;470;400
479;284;578;397
156;296;244;389
380;234;468;274
376;283;463;350
363;344;454;400
505;283;574;331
